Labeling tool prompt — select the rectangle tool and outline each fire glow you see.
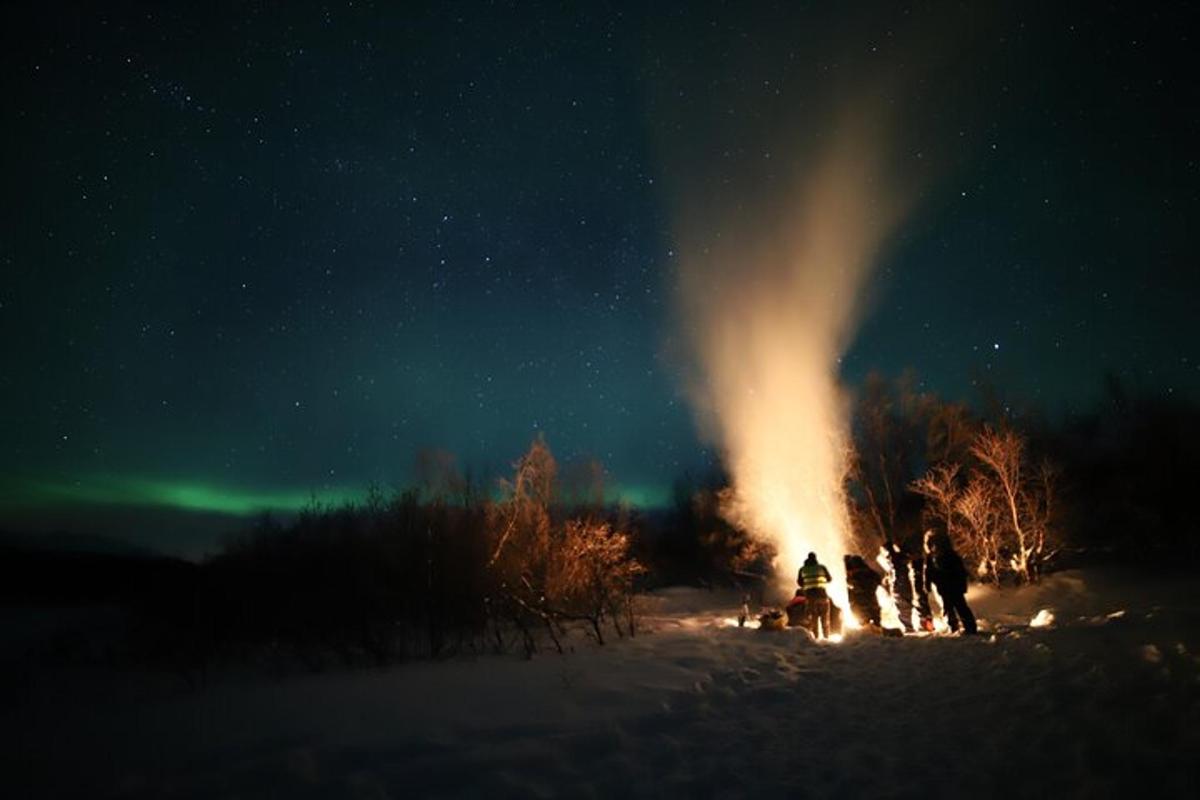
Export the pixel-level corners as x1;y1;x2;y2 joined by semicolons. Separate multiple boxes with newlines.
675;104;913;606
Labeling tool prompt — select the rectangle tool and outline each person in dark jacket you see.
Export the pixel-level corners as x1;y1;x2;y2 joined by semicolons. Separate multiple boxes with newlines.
909;541;934;632
798;552;833;638
785;589;807;628
885;539;916;631
885;535;934;632
925;531;977;634
844;554;882;627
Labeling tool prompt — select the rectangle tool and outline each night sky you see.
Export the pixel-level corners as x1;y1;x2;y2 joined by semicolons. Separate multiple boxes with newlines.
3;2;1197;552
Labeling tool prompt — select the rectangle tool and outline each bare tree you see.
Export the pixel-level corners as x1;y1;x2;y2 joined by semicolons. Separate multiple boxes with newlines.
971;427;1032;582
910;462;961;542
559;457;608;512
484;436;558;655
415;448;467;503
487;435;556;567
1021;460;1061;581
706;486;777;582
545;519;645;643
923;399;977;465
969;427;1060;584
847;371;930;546
954;473;1004;586
847;448;890;544
485;437;644;652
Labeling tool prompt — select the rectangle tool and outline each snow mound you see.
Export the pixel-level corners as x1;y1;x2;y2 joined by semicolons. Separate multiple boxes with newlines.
1029;608;1056;628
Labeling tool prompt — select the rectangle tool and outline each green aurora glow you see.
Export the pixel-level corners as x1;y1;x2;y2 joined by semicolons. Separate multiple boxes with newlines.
6;476;361;516
3;475;671;517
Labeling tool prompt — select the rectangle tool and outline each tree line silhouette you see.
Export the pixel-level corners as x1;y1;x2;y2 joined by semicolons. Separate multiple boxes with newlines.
3;375;1196;677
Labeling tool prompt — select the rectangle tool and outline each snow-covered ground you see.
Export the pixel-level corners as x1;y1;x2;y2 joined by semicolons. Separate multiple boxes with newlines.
4;568;1198;798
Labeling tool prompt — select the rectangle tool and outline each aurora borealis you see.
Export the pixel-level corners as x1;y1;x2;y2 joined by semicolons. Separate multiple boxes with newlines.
8;475;359;517
2;2;1197;555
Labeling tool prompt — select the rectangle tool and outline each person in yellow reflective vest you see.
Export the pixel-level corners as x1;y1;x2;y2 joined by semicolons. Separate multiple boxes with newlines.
797;552;833;638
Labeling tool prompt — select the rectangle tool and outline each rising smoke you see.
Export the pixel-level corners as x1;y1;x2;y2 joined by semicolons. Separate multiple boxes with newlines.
656;13;936;601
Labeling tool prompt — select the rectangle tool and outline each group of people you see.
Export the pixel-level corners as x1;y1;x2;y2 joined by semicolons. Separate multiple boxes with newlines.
780;529;977;639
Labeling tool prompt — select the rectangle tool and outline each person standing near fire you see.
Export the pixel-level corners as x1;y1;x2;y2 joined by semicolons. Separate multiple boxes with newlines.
844;554;882;627
909;538;934;632
886;536;933;632
925;531;977;634
798;552;833;638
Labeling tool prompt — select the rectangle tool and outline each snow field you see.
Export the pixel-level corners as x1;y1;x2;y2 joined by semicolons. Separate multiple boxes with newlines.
3;569;1198;798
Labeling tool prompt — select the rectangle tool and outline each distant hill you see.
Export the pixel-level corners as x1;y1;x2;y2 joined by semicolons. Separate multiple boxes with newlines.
0;502;255;560
0;530;195;607
0;528;160;558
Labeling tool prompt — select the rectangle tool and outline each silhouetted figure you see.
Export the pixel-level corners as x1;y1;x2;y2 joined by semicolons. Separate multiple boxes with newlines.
925;532;977;634
886;537;933;632
785;589;807;628
798;552;833;638
844;554;882;627
885;539;915;631
910;542;934;631
828;601;844;637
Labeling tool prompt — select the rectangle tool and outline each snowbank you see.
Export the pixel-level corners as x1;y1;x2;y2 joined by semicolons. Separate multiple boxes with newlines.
3;569;1197;798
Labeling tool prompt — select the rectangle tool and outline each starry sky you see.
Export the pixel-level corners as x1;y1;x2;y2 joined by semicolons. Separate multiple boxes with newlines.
2;2;1197;551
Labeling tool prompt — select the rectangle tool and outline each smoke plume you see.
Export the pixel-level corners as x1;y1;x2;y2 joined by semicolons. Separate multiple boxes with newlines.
666;71;919;602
